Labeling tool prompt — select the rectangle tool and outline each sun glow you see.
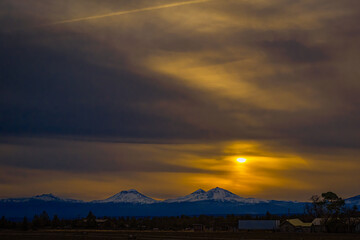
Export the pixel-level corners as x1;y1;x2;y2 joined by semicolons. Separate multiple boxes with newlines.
236;157;247;163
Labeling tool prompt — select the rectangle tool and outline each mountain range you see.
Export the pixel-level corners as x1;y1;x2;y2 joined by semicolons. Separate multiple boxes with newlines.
1;187;359;219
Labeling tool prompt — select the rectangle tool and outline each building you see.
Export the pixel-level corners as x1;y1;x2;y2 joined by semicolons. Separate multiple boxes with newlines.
280;219;312;233
238;220;280;231
311;218;326;233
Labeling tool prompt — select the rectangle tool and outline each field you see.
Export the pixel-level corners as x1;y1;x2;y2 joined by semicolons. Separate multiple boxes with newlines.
0;230;359;240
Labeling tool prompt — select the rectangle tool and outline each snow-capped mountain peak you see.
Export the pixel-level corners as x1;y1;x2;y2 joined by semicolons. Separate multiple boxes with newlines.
127;189;138;192
33;193;62;201
0;193;83;203
164;189;208;203
32;193;83;202
93;189;157;204
206;187;237;201
205;187;250;202
192;189;206;194
164;187;268;203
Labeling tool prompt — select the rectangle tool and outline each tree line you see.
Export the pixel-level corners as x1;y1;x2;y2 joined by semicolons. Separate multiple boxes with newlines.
0;212;283;231
0;192;359;232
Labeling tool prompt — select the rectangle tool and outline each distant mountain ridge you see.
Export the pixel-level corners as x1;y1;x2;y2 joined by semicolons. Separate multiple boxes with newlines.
1;187;359;205
1;188;359;219
345;195;360;206
0;193;83;203
92;189;158;204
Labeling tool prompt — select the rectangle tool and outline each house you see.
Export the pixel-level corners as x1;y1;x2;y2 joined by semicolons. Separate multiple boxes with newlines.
280;219;312;233
311;218;326;232
238;220;280;231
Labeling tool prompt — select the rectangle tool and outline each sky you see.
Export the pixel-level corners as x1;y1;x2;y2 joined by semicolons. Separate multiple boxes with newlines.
0;0;360;201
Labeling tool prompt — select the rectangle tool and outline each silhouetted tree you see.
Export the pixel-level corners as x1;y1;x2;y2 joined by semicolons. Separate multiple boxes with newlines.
306;195;325;217
307;192;345;218
342;205;358;232
40;211;51;227
321;192;345;216
0;216;7;229
52;215;61;228
86;211;97;229
22;217;29;231
32;215;40;230
307;191;345;232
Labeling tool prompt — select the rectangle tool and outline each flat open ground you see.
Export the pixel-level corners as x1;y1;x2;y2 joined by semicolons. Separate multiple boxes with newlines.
0;230;359;240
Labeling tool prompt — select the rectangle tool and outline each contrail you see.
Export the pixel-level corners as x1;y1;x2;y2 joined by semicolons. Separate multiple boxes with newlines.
47;0;212;26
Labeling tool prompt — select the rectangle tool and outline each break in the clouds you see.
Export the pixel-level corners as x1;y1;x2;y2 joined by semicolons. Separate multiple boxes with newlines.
0;0;360;200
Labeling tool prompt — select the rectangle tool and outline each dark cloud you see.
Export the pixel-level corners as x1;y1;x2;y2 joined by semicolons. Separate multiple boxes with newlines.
261;40;328;63
1;0;360;199
0;29;213;139
0;138;220;174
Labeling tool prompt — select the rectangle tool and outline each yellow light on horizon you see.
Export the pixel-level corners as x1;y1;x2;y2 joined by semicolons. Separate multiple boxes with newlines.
236;157;247;163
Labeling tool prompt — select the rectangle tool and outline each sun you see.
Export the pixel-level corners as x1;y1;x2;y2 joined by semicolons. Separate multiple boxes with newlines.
236;157;247;163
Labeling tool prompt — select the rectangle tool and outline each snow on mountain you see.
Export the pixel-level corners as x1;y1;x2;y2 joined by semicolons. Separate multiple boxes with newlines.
165;187;268;203
93;189;158;204
0;193;83;203
33;194;65;201
3;189;357;206
164;189;208;203
345;195;360;206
